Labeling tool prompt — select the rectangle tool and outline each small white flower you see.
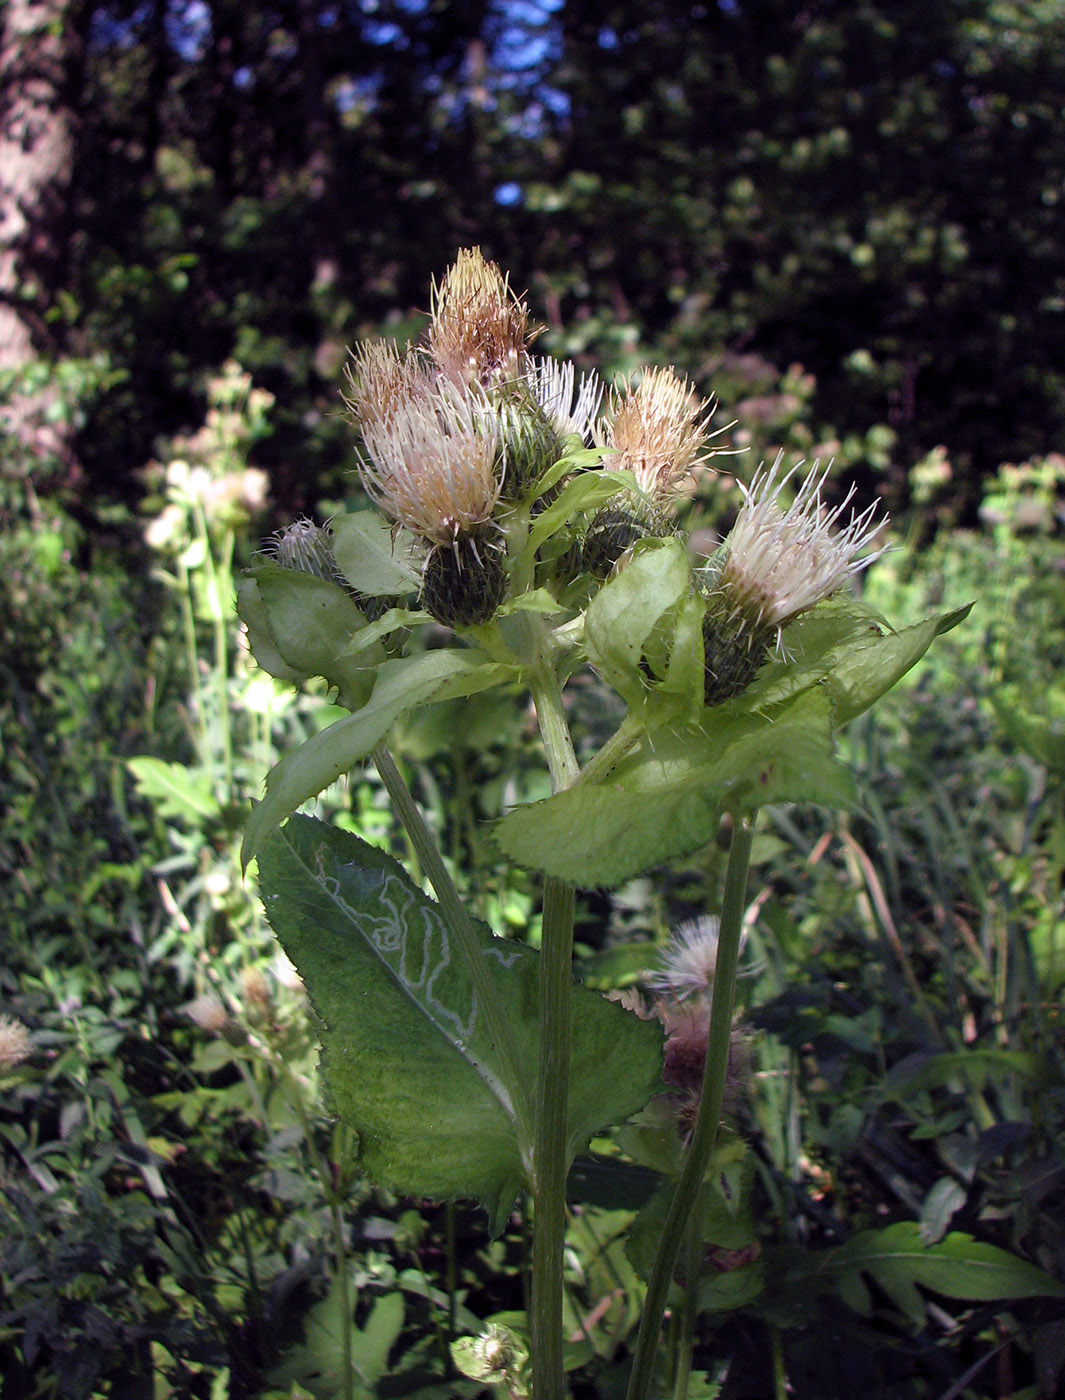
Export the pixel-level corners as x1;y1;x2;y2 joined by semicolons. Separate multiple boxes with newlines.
526;356;602;443
647;916;724;1000
722;456;888;630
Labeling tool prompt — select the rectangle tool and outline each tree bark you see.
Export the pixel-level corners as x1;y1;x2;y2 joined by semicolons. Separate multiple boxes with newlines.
0;0;82;474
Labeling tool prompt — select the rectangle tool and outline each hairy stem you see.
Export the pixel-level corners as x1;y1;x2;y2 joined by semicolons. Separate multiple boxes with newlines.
625;814;756;1400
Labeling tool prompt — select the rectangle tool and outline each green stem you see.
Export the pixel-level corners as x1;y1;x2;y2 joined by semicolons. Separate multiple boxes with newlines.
577;711;642;787
625;814;756;1400
527;663;580;1400
531;875;576;1399
372;743;534;1152
771;1325;788;1400
672;1212;702;1400
330;1196;355;1400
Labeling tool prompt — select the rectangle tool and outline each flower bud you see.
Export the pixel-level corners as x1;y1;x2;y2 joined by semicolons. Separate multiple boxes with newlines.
420;527;508;628
582;499;671;579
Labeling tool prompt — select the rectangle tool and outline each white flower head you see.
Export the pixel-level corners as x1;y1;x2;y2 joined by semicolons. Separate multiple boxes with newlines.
647;916;724;1001
357;382;503;546
526;356;602;443
722;455;889;631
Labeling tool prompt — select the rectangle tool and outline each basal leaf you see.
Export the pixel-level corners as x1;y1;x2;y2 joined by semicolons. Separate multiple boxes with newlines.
242;650;503;868
257;816;663;1233
496;689;853;886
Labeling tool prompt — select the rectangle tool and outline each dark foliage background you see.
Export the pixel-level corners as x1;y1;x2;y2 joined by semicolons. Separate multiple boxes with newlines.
14;0;1059;518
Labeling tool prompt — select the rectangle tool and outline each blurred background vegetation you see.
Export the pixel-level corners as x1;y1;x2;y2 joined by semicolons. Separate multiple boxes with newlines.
1;2;1064;1397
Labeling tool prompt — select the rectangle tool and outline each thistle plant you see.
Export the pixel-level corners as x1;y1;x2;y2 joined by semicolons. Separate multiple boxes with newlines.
238;248;971;1399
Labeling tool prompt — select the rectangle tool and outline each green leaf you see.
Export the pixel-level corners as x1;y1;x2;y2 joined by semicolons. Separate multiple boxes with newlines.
584;537;692;709
249;563;382;708
745;600;972;723
805;1221;1064;1328
242;650;506;869
237;574;306;684
257;816;663;1234
525;467;638;558
825;603;973;724
496;689;854;886
883;1048;1037;1098
919;1177;967;1245
269;1273;404;1398
330;510;421;596
127;758;221;823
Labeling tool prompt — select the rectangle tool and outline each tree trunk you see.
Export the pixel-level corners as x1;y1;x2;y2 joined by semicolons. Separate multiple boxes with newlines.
0;0;82;477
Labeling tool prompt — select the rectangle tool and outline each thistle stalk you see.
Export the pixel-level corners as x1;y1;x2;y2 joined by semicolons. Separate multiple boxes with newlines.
527;660;581;1400
625;814;756;1400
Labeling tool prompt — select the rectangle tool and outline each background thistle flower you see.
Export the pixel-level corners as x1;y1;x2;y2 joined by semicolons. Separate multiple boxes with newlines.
0;1015;31;1071
702;457;888;704
647;915;723;1002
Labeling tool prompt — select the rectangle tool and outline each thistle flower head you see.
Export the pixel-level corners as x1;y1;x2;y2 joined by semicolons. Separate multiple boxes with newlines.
357;382;502;546
596;366;717;498
343;339;428;430
702;457;888;704
526;355;602;443
183;993;229;1033
428;247;533;387
266;517;340;581
0;1015;31;1071
647;916;723;1001
721;456;888;631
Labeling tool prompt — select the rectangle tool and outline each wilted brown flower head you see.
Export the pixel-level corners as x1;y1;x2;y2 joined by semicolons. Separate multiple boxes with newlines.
428;247;533;387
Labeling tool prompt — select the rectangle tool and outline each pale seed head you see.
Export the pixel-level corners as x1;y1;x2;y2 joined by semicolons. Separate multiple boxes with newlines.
596;366;717;498
0;1015;31;1071
526;356;602;443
